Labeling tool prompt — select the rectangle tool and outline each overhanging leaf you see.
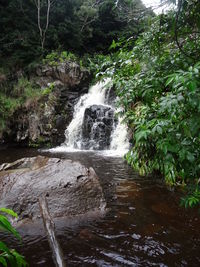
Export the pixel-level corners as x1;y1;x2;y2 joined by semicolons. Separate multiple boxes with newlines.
0;208;18;218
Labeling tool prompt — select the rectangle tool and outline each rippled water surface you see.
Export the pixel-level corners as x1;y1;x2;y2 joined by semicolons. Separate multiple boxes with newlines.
0;146;200;267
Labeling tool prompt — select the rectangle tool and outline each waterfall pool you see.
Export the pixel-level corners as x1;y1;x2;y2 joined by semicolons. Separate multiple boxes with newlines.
0;146;199;267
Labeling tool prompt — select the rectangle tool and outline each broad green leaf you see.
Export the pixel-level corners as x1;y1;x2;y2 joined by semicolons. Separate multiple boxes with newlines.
165;76;174;86
0;208;18;218
156;125;162;134
12;251;27;267
0;242;11;254
187;81;196;92
0;215;21;240
135;130;150;143
186;152;195;163
4;253;16;267
0;256;7;267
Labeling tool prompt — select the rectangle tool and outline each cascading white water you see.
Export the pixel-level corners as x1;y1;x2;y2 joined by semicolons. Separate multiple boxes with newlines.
64;79;111;149
51;78;129;156
110;113;130;155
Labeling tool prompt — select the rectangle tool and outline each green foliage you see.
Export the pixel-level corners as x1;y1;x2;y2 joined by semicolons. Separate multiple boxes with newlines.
43;51;78;66
0;77;44;133
28;135;49;148
0;208;27;266
0;93;20;131
95;1;200;208
0;208;18;218
13;77;41;100
181;187;200;208
0;0;150;66
42;83;55;96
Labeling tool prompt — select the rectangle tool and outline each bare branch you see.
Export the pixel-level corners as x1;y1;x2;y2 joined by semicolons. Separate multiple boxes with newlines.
37;0;43;41
36;0;52;50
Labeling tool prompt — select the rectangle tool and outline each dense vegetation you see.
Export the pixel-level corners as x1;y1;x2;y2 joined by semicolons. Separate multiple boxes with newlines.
0;0;200;209
0;0;151;136
1;1;200;265
93;0;200;207
0;0;150;66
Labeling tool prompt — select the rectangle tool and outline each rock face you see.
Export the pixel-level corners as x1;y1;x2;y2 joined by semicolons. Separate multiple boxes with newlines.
35;61;87;90
2;61;90;146
82;105;116;150
0;156;106;223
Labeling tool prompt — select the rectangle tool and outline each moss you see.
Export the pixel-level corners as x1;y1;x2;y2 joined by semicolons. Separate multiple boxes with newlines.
0;93;21;133
28;141;40;148
29;136;52;148
13;77;42;101
42;83;55;96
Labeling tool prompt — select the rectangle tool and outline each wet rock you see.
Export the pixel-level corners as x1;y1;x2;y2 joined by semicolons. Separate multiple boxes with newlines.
0;156;106;224
9;89;77;146
35;61;90;90
105;87;117;106
82;105;117;150
79;229;96;240
55;115;66;129
3;60;91;146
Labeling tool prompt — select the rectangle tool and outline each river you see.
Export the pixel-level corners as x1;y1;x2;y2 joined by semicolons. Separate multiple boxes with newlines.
0;146;199;267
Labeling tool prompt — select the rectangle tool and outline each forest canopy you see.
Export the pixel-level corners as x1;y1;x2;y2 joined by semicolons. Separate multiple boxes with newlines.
0;0;152;66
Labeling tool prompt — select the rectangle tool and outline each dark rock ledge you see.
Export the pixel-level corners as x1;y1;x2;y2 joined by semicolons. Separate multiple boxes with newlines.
2;61;91;146
0;156;106;225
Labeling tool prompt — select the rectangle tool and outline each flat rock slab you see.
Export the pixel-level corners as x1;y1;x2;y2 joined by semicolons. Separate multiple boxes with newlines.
0;156;106;224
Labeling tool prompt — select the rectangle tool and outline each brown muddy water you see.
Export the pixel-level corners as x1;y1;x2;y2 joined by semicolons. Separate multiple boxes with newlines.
0;146;199;267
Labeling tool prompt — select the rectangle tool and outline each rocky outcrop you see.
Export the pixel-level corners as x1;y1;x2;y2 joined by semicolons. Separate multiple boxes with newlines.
7;88;79;145
2;61;90;146
0;156;106;224
82;105;117;150
35;61;88;90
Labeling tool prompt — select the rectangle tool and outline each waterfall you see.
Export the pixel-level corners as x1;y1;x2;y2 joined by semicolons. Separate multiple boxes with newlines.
110;113;130;154
64;79;111;150
51;78;129;156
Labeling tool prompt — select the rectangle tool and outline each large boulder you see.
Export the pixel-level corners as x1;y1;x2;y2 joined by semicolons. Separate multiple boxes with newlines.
82;105;116;150
0;156;106;224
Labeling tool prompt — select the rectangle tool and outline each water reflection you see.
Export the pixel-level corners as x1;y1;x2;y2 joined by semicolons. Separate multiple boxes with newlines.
0;147;199;267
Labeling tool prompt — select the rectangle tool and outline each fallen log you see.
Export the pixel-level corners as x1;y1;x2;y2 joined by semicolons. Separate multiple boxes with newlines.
39;196;66;267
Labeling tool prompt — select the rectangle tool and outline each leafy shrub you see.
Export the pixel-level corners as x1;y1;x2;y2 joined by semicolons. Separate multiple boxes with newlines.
95;7;200;208
0;208;27;266
43;51;78;66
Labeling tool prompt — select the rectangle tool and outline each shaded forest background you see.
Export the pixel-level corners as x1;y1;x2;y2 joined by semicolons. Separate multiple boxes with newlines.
0;0;151;66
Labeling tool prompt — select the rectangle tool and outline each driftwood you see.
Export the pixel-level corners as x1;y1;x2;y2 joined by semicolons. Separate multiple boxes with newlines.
39;196;66;267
